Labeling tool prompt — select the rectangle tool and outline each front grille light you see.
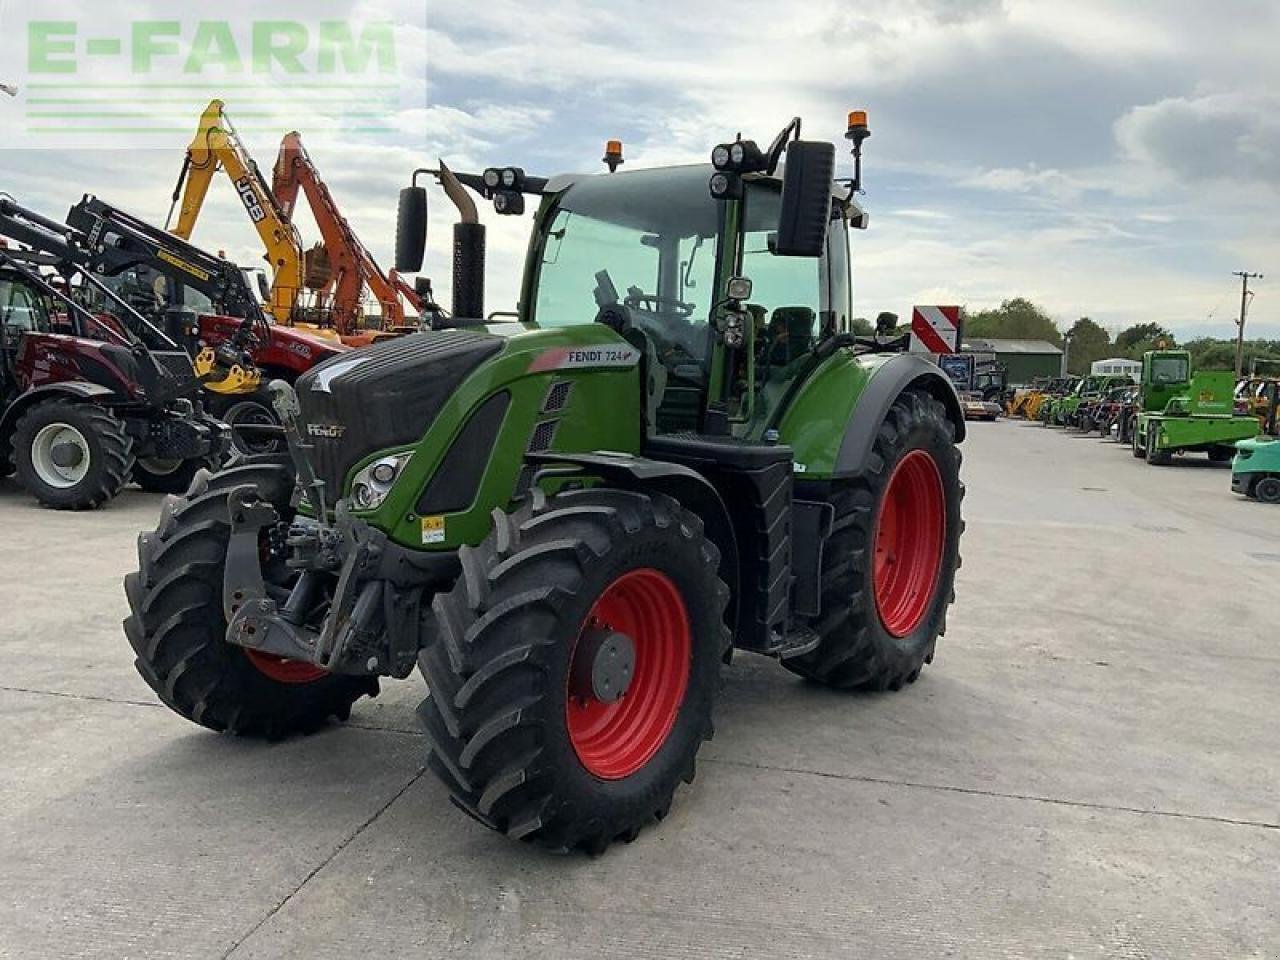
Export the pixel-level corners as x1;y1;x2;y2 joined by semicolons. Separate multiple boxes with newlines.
349;452;413;512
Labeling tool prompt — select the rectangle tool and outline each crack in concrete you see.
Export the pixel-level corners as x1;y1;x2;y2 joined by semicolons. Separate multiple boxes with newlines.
0;684;162;710
706;757;1280;832
220;766;427;960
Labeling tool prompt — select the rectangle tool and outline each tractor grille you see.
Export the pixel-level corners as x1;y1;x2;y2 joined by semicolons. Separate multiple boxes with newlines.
295;330;503;499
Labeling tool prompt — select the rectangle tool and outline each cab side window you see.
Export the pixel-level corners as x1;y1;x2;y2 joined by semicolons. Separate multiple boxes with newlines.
0;280;43;337
741;184;822;377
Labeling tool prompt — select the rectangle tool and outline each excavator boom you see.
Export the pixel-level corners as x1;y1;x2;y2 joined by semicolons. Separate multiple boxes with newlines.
168;100;306;324
272;131;419;338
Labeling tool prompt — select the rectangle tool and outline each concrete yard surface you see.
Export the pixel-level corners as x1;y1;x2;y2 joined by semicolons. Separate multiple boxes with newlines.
0;421;1277;959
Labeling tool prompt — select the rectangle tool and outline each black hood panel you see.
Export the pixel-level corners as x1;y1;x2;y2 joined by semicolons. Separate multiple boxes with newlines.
295;330;503;495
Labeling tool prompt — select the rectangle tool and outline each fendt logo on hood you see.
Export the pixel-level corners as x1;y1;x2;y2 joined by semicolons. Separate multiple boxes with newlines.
307;423;345;439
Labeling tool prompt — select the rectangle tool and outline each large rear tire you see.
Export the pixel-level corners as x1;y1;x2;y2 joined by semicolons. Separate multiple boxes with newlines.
13;400;134;510
785;390;963;691
123;462;376;737
417;487;730;853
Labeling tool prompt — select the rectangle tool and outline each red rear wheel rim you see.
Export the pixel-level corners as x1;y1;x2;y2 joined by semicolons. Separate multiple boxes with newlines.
873;449;946;638
244;650;329;685
566;568;691;780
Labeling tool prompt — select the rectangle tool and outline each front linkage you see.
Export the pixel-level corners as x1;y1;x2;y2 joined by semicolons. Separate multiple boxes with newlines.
220;383;453;681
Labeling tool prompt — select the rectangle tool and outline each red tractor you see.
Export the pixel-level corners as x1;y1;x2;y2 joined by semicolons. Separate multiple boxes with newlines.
63;196;349;457
0;199;229;508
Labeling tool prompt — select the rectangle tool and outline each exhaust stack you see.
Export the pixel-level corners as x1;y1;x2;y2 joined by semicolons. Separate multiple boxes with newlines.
438;162;485;321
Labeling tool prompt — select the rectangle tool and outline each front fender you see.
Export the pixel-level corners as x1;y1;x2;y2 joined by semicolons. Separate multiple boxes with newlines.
777;351;964;479
0;381;118;458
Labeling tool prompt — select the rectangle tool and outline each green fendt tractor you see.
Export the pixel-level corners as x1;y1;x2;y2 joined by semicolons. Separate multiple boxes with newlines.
1130;349;1258;465
123;116;967;853
1038;376;1079;425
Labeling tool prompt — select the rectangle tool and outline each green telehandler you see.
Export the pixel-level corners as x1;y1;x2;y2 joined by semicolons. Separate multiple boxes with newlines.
1130;349;1258;465
123;115;967;853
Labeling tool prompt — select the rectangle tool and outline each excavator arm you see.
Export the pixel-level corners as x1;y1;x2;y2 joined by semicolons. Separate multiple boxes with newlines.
272;131;420;338
168;100;305;325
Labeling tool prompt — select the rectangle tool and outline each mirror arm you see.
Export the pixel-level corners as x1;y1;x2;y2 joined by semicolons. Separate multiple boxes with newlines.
764;117;802;175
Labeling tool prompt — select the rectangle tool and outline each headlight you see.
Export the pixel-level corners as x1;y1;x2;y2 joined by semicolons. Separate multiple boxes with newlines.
501;167;518;188
347;452;413;512
711;144;731;169
482;168;501;189
729;142;745;165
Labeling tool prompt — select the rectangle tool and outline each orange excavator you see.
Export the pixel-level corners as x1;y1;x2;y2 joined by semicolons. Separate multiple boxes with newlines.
272;131;423;346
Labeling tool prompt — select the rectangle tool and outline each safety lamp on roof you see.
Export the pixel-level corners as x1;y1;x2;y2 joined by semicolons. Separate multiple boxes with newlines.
603;139;624;173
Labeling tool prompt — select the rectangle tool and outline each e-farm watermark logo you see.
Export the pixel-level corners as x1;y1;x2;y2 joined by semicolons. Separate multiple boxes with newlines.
0;6;420;148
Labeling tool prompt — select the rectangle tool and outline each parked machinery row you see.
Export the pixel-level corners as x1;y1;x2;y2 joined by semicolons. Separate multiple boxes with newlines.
1002;349;1279;503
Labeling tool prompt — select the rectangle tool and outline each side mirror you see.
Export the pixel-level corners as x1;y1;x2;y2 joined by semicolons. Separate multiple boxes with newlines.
395;186;428;273
775;140;835;257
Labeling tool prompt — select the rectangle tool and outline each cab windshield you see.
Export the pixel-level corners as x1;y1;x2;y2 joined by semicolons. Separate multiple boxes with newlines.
1150;355;1189;384
532;166;720;364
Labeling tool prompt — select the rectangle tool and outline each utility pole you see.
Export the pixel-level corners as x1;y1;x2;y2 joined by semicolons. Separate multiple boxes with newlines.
1233;271;1262;379
1061;330;1073;377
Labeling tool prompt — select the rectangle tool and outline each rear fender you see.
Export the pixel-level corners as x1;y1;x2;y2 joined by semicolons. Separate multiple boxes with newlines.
777;351;965;479
834;355;965;476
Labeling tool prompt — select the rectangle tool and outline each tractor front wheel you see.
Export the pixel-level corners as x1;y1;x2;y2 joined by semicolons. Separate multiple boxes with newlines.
133;455;221;494
123;462;376;737
13;400;134;510
1254;477;1280;503
417;487;729;853
785;389;963;691
1145;425;1171;465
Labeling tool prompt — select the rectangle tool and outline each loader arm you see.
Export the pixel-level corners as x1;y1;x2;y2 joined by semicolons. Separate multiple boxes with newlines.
169;100;305;324
272;131;416;335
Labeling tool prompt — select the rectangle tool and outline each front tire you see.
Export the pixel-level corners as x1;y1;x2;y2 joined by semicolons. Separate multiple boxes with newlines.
13;400;134;510
417;488;730;853
785;389;963;690
133;456;221;494
1255;476;1280;503
1145;425;1171;465
123;462;376;737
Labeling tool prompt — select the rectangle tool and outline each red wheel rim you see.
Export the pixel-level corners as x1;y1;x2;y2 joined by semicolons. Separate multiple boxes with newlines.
873;449;946;638
566;568;691;780
244;649;329;685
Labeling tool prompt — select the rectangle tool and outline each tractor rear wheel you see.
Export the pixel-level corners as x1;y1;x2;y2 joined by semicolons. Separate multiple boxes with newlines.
785;389;963;691
123;462;376;737
13;400;134;510
417;487;730;853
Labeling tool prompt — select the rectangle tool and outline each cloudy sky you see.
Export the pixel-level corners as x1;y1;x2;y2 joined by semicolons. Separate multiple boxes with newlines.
0;0;1276;341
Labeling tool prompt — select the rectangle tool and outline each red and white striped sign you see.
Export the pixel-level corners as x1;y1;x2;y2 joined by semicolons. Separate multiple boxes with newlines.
910;305;962;354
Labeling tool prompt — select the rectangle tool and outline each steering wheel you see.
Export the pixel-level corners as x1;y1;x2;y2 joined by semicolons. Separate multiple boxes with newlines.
623;290;695;319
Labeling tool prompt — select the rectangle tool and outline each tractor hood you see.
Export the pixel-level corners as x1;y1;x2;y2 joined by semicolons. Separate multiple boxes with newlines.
295;329;504;497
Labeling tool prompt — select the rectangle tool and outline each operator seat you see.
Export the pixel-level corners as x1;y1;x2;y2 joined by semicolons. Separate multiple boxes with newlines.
766;307;816;369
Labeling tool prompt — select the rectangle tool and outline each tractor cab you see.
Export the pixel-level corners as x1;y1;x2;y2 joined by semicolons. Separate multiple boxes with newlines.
521;162;861;436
